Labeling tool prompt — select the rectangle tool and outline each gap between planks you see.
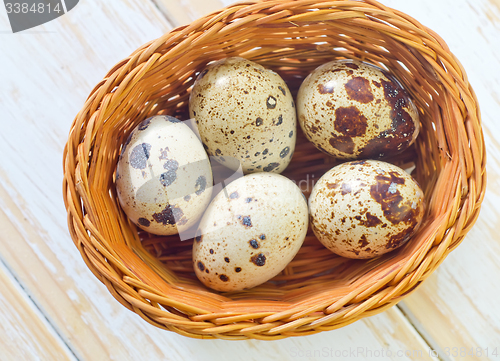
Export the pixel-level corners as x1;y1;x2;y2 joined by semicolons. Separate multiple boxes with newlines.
397;304;450;361
0;255;79;361
151;0;227;27
1;0;492;359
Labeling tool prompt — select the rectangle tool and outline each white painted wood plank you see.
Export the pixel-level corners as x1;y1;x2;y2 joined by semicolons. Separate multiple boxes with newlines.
376;0;500;359
0;259;77;361
153;0;226;26
0;185;435;361
0;0;434;359
0;1;181;360
0;0;497;360
0;2;426;360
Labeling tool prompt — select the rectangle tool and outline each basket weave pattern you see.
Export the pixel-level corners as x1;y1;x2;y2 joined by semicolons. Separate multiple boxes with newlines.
62;0;486;339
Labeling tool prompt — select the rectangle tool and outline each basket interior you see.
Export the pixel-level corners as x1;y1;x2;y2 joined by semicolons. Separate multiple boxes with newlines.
77;2;476;317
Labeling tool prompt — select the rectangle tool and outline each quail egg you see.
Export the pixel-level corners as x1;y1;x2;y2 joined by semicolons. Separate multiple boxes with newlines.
309;160;425;259
115;115;213;235
189;57;296;174
297;59;420;159
192;173;308;291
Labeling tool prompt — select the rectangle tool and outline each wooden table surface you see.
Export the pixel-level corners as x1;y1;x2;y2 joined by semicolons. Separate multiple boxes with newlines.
0;0;499;360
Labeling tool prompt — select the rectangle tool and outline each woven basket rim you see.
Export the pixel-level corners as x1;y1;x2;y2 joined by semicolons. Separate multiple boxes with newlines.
62;0;486;340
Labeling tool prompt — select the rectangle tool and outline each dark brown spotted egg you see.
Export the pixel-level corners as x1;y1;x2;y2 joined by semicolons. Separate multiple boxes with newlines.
115;115;213;235
189;57;296;174
309;160;425;259
192;173;308;291
297;59;420;159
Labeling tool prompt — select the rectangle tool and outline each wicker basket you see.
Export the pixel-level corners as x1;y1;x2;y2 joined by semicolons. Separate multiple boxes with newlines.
62;0;486;339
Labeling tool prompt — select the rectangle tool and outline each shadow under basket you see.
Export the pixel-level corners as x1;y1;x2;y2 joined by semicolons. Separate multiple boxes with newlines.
62;0;486;340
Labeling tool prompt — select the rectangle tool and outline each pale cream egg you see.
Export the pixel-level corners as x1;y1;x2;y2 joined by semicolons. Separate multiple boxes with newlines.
192;173;308;291
309;160;425;259
115;115;213;235
297;59;420;159
189;57;296;174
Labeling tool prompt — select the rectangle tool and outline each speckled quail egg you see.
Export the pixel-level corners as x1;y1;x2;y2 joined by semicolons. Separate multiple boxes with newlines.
115;115;213;235
192;173;308;292
297;59;420;159
189;57;296;174
309;160;425;259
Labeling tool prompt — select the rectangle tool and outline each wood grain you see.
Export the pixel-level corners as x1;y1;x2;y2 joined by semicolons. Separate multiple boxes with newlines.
0;260;76;361
0;0;434;358
1;0;436;360
378;0;500;359
0;181;436;361
0;1;179;360
0;0;498;359
153;0;226;27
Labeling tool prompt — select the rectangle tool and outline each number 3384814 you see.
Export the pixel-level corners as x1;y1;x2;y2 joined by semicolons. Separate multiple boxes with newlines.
5;3;63;14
